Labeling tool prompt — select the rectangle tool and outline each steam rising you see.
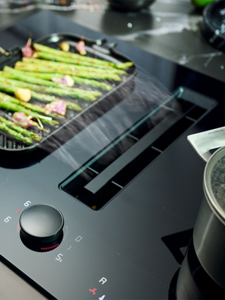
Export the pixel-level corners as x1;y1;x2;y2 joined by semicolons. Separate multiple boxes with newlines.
40;67;181;171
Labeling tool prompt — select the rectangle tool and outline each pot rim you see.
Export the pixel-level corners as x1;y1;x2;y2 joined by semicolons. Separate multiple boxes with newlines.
204;146;225;225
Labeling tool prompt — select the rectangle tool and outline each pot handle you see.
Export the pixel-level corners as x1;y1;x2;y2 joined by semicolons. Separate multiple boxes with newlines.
187;126;225;162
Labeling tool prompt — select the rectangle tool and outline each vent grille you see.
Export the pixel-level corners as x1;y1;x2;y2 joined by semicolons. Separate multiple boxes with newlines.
60;87;217;210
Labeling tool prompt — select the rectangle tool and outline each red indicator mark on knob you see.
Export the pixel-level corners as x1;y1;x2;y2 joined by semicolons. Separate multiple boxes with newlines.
89;288;97;295
41;244;59;251
15;209;20;214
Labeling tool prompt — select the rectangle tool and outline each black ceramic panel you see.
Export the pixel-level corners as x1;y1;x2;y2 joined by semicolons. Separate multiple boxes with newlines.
0;11;224;300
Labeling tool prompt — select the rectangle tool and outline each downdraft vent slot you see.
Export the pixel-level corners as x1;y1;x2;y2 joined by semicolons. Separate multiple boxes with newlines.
152;118;194;152
60;87;217;210
111;147;160;187
91;135;137;173
186;106;206;121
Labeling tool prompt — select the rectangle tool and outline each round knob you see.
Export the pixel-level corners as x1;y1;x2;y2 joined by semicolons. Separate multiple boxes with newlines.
20;204;64;246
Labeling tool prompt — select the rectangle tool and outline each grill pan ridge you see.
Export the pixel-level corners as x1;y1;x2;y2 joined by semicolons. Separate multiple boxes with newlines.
0;33;137;157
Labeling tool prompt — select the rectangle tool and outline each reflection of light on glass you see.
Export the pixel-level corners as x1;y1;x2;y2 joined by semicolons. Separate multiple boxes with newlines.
127;23;133;28
221;65;224;70
156;17;161;22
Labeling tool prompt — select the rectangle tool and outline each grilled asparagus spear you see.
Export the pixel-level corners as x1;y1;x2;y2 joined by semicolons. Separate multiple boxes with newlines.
0;122;33;144
0;116;40;141
15;62;121;81
35;51;127;71
3;66;113;91
0;98;59;126
24;57;126;75
2;67;112;92
23;57;126;75
30;91;82;111
0;76;101;100
0;79;82;111
33;43;133;70
1;69;65;89
0;91;63;119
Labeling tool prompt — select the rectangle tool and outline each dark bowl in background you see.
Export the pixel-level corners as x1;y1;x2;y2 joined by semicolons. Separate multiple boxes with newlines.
101;8;153;36
108;0;155;12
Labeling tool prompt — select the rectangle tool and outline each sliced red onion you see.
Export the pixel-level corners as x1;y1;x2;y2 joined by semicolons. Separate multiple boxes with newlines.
22;38;35;58
52;75;74;87
75;41;87;55
44;100;67;116
61;75;74;87
12;112;36;128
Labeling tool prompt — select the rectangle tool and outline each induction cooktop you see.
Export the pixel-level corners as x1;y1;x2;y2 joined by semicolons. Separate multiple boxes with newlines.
0;10;224;300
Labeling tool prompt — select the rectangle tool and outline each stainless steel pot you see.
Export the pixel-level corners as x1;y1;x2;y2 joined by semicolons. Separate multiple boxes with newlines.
188;127;225;289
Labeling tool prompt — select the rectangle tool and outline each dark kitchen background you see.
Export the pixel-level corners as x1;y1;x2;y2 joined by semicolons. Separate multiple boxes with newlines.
1;0;224;83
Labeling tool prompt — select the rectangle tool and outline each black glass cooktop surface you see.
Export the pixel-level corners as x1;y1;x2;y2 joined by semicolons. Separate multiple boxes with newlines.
0;10;225;300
